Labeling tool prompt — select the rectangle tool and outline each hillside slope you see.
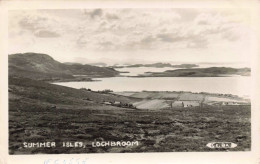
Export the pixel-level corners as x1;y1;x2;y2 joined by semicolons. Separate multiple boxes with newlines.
9;77;251;154
9;53;119;81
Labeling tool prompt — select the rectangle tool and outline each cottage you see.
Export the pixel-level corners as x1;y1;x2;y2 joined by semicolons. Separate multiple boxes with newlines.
114;101;121;105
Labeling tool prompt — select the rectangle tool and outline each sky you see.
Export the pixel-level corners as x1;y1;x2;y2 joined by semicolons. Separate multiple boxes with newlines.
8;8;253;65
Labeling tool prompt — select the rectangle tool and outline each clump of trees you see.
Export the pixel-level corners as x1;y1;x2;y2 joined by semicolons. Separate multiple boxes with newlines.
102;100;136;109
79;88;115;94
79;88;92;91
98;89;113;93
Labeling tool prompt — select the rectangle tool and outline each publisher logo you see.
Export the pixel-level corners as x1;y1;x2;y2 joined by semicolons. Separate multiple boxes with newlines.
206;142;237;148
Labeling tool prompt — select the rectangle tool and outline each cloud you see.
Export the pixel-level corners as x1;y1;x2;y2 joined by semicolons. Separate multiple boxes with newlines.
9;9;251;54
15;12;62;38
194;13;214;25
172;8;199;22
106;13;119;20
99;41;114;50
18;16;46;31
76;35;88;48
157;33;185;42
187;36;208;48
141;35;156;44
34;30;60;38
222;30;240;41
85;9;103;18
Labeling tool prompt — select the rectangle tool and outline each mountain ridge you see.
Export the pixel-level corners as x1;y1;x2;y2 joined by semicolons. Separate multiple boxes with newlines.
9;52;119;81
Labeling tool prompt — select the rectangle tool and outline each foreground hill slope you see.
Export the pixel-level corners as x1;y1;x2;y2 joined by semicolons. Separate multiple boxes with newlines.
9;53;119;81
9;77;251;154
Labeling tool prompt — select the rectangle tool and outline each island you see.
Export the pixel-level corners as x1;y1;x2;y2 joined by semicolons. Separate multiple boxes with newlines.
134;67;250;77
111;63;199;69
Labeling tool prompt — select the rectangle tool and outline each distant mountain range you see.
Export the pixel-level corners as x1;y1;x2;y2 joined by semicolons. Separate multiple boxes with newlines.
9;53;119;81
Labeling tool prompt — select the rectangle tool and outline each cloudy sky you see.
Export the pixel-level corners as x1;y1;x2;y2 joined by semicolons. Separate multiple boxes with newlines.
8;8;253;65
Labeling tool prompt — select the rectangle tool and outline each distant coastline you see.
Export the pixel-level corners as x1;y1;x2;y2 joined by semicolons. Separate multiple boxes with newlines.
9;53;250;83
129;67;250;77
113;63;199;69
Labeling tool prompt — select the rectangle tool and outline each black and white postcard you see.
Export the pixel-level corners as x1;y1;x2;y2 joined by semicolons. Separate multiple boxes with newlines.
1;0;260;164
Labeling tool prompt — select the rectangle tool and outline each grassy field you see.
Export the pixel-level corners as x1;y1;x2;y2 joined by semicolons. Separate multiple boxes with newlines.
9;77;251;154
114;91;249;109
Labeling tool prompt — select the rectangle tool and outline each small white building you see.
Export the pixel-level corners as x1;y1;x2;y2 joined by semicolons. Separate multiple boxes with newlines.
114;101;121;105
103;101;112;105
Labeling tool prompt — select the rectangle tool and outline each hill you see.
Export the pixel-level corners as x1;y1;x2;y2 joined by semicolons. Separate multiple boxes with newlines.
9;53;119;81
